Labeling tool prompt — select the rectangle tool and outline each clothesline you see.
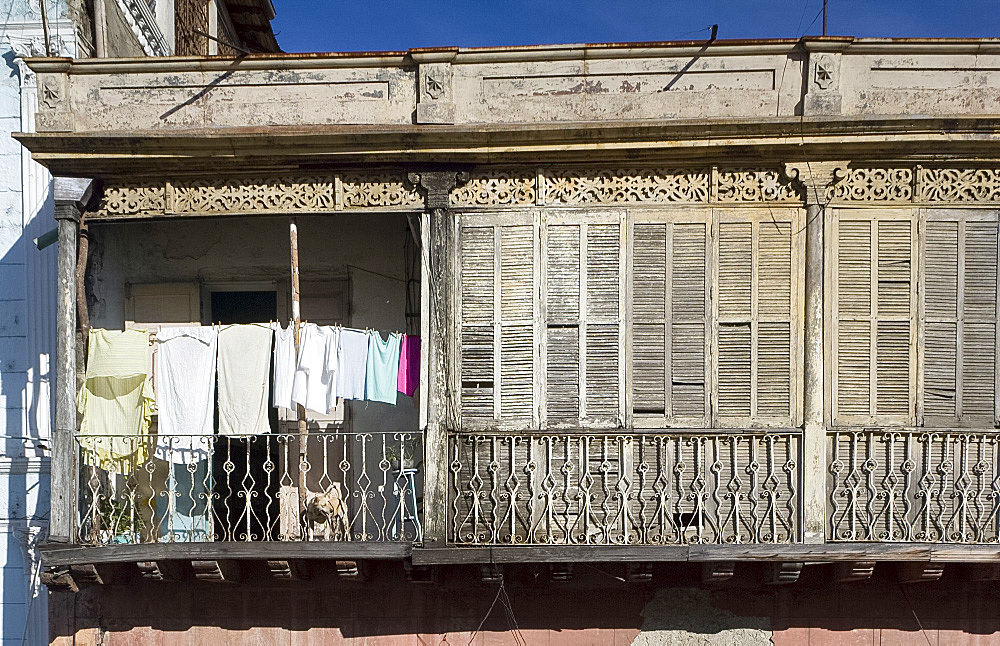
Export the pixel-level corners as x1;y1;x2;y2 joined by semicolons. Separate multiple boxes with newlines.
77;325;421;472
149;322;406;342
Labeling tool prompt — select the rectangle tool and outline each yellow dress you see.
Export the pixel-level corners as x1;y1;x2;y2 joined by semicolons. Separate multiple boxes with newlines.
77;329;154;474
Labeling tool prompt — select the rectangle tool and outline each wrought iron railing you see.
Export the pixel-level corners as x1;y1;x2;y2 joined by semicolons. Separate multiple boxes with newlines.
448;432;801;545
829;430;1000;543
74;431;423;545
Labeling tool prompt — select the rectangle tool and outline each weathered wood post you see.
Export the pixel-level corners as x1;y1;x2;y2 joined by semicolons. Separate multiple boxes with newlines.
785;161;846;543
408;170;469;548
50;177;95;544
289;217;308;537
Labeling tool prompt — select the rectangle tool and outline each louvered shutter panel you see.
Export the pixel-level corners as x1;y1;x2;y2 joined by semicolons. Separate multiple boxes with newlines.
585;224;621;421
499;225;535;422
630;213;710;426
833;210;916;425
458;216;537;428
543;215;622;427
714;210;797;426
546;225;581;422
460;225;496;421
923;210;998;426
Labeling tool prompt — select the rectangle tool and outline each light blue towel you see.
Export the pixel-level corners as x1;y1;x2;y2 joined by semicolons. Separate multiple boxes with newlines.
365;331;401;404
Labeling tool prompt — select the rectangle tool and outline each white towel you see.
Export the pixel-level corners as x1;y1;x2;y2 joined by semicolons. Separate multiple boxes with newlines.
154;326;218;464
218;325;272;436
291;323;340;414
337;328;369;400
272;324;296;410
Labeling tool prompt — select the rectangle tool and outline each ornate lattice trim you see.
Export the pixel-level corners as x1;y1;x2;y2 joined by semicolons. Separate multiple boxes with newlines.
88;165;1000;219
90;172;422;219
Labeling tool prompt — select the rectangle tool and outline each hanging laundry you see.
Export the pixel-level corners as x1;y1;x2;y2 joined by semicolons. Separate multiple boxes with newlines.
272;324;296;410
396;334;420;397
365;331;402;404
291;323;340;414
337;328;369;400
153;326;217;465
217;324;272;436
77;328;154;474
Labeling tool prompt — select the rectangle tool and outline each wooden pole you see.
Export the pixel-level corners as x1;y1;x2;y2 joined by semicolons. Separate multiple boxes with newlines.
289;218;308;537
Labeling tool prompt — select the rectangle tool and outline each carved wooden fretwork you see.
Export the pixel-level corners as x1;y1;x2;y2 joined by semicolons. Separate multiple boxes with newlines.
172;176;338;214
544;167;711;204
716;168;803;202
829;165;1000;204
918;167;1000;203
99;183;165;217
87;164;1000;220
90;172;422;219
828;167;914;202
450;169;536;206
341;172;422;209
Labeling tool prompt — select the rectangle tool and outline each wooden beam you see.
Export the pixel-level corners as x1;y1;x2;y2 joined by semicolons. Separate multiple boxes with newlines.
548;563;574;582
769;562;804;585
702;562;735;584
136;560;185;582
412;543;1000;565
41;541;411;567
68;564;102;586
267;559;309;581
625;563;653;584
41;567;79;593
192;560;241;583
834;560;876;583
898;562;944;584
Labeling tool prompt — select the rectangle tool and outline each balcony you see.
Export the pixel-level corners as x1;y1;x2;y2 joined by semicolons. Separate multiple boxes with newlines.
72;431;423;548
448;431;802;546
829;429;1000;544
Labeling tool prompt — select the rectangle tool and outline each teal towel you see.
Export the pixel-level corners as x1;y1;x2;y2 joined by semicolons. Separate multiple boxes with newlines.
365;331;401;404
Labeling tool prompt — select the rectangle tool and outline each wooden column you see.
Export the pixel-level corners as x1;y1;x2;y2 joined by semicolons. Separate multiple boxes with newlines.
289;218;308;535
407;170;468;548
51;177;95;544
786;161;846;543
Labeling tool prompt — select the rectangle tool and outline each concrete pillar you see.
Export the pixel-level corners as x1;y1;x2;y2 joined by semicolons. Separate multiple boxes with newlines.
786;161;846;543
50;178;94;544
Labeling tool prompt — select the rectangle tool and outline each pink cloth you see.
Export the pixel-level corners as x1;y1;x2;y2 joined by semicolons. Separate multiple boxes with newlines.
396;335;420;397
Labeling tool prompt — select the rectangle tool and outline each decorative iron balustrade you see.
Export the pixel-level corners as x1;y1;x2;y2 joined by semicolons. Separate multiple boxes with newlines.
75;431;423;545
448;432;801;545
829;430;1000;543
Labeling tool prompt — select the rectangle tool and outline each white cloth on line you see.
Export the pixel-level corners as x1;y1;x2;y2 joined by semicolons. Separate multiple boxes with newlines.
272;324;296;410
337;328;369;401
217;324;272;436
290;323;340;414
154;326;218;464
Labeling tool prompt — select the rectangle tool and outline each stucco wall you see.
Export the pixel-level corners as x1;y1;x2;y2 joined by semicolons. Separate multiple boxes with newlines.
49;564;1000;645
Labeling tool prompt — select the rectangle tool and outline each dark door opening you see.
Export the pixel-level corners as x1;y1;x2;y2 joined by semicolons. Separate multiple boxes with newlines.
210;290;279;541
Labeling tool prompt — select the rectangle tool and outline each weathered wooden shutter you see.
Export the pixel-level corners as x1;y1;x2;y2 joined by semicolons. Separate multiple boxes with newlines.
832;210;917;425
923;209;999;426
630;210;711;427
458;214;538;428
543;213;624;427
714;209;800;427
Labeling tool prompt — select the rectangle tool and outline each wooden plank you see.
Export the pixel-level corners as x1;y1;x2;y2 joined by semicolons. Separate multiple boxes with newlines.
40;542;412;567
412;543;1000;565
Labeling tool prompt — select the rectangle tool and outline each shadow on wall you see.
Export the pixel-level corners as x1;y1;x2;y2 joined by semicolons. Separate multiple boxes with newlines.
1;48;55;646
47;563;1000;644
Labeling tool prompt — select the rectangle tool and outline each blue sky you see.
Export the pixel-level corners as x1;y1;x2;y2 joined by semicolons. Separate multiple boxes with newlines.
270;1;1000;53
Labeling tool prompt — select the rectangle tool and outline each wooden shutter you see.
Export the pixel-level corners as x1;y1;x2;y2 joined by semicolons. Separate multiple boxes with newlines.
713;209;800;427
630;210;711;427
922;209;999;426
458;214;538;428
832;209;917;425
542;213;624;427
